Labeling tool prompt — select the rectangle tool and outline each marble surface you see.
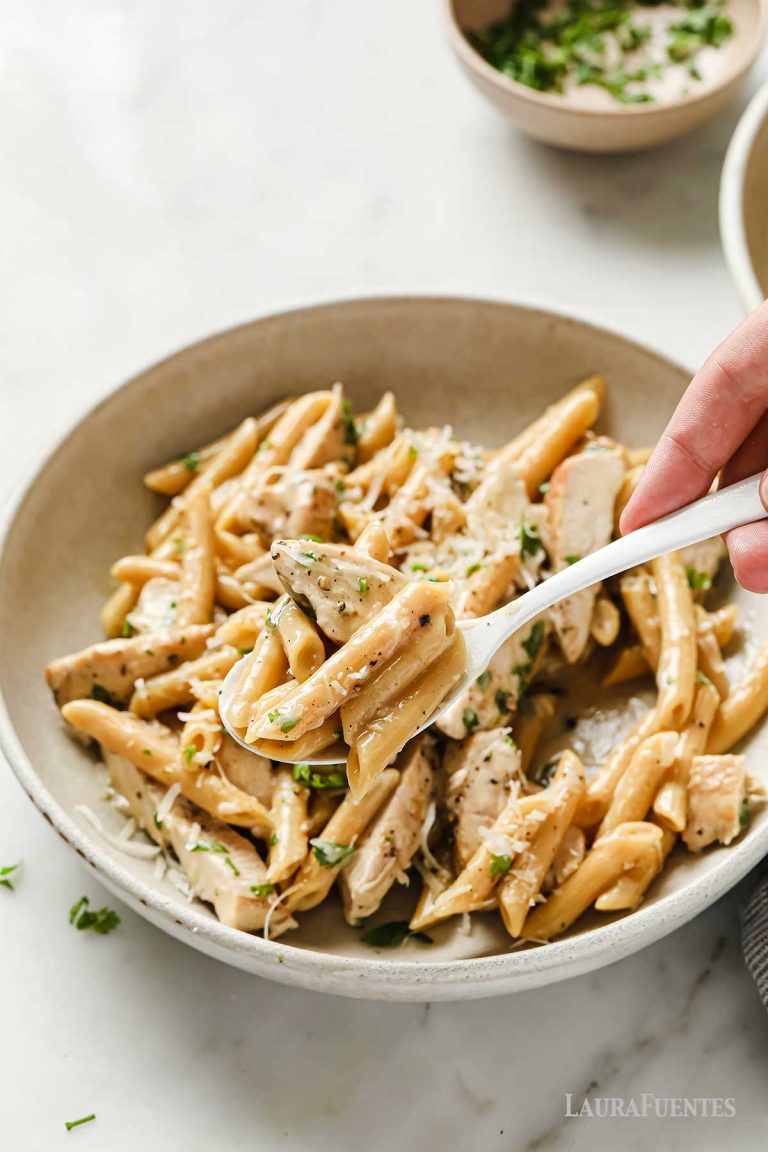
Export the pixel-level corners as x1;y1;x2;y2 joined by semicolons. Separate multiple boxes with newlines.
1;2;767;1148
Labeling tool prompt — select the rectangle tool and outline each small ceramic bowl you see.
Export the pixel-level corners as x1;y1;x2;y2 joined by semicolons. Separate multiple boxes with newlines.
2;296;768;1001
444;0;767;152
720;79;768;312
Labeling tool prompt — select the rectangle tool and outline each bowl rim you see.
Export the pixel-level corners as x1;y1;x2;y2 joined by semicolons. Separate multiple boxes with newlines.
442;0;768;121
3;292;768;999
719;77;768;313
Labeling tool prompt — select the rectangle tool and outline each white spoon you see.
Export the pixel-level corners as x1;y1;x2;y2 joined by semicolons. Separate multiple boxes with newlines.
220;471;766;765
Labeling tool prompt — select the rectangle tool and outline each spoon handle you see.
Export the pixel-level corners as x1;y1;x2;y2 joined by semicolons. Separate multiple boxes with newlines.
484;471;766;652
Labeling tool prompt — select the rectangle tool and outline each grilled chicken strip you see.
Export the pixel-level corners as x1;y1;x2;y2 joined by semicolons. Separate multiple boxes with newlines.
444;728;525;868
45;624;215;707
104;751;295;935
340;736;436;923
545;444;626;663
683;753;747;852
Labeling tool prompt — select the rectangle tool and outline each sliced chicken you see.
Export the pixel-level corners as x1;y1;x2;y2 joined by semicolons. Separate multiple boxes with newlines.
270;539;407;643
239;467;340;548
465;461;529;552
683;753;747;852
45;624;215;707
545;444;626;663
437;618;547;738
104;751;295;935
215;734;274;808
444;728;525;867
340;736;436;923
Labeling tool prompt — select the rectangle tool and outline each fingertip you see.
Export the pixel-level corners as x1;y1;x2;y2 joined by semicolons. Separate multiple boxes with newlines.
726;522;768;594
761;470;768;513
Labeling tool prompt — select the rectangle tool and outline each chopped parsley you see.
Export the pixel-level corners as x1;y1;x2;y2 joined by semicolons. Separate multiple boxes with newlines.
69;896;121;935
335;478;346;494
538;481;550;495
224;856;241;876
564;555;581;565
183;744;197;764
172;536;185;555
522;619;545;664
462;707;480;733
411;561;430;572
180;450;200;472
341;399;358;447
476;669;492;690
408;446;420;458
740;795;751;828
270;832;279;846
469;0;732;105
121;619;134;637
293;763;348;790
697;670;712;686
0;862;21;891
300;533;323;543
65;1114;96;1132
310;839;356;868
188;838;228;854
361;920;433;948
519;515;542;559
466;562;483;577
250;883;276;898
91;683;118;708
495;688;511;714
534;760;558;787
686;565;712;591
296;550;320;567
489;853;512;880
358;577;369;596
267;708;299;733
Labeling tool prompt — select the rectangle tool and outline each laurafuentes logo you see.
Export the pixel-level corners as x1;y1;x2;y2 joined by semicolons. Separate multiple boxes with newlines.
565;1094;737;1119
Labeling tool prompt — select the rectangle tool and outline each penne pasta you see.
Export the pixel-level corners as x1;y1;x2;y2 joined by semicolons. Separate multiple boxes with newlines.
651;553;696;729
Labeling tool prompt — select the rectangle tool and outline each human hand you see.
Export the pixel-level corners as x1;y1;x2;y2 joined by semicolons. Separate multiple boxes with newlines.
621;300;768;592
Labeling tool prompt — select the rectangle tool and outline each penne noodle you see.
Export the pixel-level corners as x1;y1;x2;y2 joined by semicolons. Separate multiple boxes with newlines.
275;600;326;683
212;602;272;651
457;552;520;619
498;751;586;937
227;615;291;730
593;820;675;912
620;570;660;668
357;391;398;464
176;485;216;627
521;822;664;941
653;681;720;832
111;555;180;585
694;605;729;699
346;630;466;799
285;769;399;912
267;767;310;884
505;375;604;498
61;699;272;833
707;641;768;755
577;706;660;828
101;580;140;639
355;520;392;564
597;731;678;839
591;593;621;647
651;553;696;729
601;643;650;687
511;693;557;775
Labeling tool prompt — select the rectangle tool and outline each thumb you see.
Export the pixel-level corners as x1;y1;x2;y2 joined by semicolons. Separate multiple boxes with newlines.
761;470;768;513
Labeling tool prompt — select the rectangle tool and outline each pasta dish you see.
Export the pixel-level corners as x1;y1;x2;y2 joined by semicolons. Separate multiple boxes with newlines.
46;378;767;947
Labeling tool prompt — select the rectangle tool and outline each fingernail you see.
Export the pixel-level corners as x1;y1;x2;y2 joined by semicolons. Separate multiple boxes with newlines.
761;471;768;511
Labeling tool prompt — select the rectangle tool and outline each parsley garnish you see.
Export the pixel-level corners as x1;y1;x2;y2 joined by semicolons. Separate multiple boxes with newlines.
296;550;320;567
300;533;322;543
697;670;712;685
462;708;479;733
180;450;200;472
564;555;581;565
121;618;134;637
341;399;358;447
0;862;21;891
183;744;197;764
250;883;276;898
270;832;279;846
91;683;117;708
224;856;241;877
466;562;483;577
69;896;121;935
310;839;355;868
358;577;369;595
495;689;510;713
489;853;512;879
686;565;712;591
411;561;430;572
188;838;228;853
519;515;542;558
538;481;550;495
360;921;433;948
476;670;492;690
522;619;545;664
740;795;751;827
534;760;558;787
65;1114;96;1132
293;763;348;790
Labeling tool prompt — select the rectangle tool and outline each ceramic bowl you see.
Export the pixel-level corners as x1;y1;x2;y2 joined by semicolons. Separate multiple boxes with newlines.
720;79;768;312
444;0;767;153
2;296;768;1001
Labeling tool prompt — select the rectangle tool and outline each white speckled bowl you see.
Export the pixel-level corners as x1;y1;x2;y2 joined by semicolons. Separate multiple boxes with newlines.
445;0;767;153
2;297;767;1001
720;79;768;312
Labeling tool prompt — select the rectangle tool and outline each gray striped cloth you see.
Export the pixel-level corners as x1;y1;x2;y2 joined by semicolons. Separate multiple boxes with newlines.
742;867;768;1006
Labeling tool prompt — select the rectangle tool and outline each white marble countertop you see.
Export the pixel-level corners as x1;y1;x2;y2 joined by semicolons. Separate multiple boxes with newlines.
2;2;767;1148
